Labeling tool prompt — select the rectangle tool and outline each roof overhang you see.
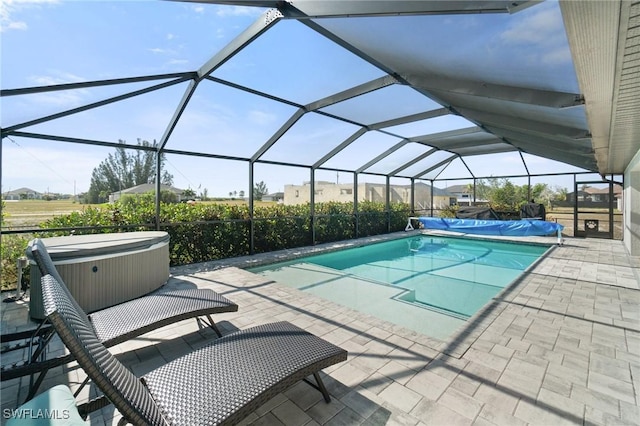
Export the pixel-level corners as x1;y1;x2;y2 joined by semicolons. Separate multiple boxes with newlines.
560;0;640;175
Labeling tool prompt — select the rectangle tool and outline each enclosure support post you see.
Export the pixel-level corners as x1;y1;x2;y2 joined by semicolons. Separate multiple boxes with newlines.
386;175;391;233
430;180;434;217
155;150;161;231
310;169;316;245
410;178;415;216
354;172;359;238
249;162;255;254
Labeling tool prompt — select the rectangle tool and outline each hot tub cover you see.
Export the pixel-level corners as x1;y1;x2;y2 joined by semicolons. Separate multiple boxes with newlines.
418;217;563;237
27;231;170;261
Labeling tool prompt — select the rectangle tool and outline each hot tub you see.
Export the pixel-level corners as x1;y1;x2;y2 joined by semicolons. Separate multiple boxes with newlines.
27;231;170;320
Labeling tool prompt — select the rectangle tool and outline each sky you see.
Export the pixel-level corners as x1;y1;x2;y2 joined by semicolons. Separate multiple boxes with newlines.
1;0;606;198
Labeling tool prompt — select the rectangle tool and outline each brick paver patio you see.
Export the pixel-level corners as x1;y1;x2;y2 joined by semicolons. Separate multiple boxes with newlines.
2;232;639;425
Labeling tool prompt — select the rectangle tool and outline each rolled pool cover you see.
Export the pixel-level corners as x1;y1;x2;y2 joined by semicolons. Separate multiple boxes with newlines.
417;217;564;237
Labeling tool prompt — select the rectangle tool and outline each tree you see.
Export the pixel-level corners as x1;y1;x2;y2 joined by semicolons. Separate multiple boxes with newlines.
238;190;245;198
182;188;196;199
475;178;548;211
253;181;268;201
552;186;568;202
85;139;173;204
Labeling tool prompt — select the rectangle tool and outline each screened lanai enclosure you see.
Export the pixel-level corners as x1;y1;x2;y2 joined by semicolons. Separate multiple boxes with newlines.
2;1;640;261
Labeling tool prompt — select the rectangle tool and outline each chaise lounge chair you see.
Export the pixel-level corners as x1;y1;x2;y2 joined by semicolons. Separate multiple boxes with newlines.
1;238;239;401
40;273;348;425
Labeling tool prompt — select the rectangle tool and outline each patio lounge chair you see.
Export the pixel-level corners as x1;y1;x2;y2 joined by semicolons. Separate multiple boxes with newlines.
1;238;238;401
40;273;348;425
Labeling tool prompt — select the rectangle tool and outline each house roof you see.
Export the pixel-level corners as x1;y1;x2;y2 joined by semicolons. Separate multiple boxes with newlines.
583;186;623;195
3;187;41;196
444;184;470;194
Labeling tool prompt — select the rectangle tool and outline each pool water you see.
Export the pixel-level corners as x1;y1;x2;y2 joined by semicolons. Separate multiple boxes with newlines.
249;236;549;339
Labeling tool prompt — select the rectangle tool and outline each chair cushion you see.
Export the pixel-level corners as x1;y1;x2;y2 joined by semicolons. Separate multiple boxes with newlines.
5;385;86;425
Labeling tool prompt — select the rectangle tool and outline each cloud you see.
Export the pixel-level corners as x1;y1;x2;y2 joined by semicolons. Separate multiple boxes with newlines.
498;2;571;66
166;33;175;40
542;46;572;65
500;3;566;48
25;71;88;107
167;58;188;66
193;5;204;14
29;71;84;86
4;20;27;30
0;0;58;32
215;5;263;18
248;110;277;126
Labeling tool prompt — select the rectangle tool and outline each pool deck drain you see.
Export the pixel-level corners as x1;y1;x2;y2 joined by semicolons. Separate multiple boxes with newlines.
2;232;639;425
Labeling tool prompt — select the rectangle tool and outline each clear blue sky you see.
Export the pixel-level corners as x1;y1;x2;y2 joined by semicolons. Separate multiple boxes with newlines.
1;0;601;198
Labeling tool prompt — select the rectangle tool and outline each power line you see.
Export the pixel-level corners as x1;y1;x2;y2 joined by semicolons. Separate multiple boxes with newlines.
164;157;195;189
4;136;75;189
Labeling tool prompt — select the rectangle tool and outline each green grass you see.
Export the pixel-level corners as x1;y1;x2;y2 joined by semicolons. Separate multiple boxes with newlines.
2;199;105;227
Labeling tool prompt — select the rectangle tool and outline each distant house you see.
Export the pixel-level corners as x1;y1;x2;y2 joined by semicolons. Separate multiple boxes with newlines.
284;181;455;209
109;183;185;203
262;192;284;202
2;187;42;200
566;185;623;209
444;184;489;206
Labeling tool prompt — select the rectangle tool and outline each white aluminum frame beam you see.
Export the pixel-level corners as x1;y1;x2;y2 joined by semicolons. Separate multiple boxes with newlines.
305;75;397;111
408;74;584;108
368;108;450;130
412;126;484;146
173;1;539;17
452;144;517;156
456;107;591;139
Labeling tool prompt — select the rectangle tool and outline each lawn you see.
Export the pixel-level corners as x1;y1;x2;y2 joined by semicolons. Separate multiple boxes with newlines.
2;199;103;228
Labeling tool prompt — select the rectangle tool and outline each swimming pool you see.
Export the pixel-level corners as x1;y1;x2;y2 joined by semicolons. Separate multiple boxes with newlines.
249;236;550;339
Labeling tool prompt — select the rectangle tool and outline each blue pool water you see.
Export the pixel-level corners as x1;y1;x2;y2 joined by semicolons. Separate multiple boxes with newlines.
250;236;549;339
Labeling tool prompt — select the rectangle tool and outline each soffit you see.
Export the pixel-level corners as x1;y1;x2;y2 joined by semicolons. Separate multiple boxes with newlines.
561;0;640;175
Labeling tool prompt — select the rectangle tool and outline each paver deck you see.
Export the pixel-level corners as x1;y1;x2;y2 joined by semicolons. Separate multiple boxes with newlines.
2;232;639;425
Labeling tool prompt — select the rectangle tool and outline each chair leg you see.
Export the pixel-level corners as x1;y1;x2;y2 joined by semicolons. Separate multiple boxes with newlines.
25;325;56;401
74;376;91;397
197;315;223;337
26;368;49;402
303;372;331;403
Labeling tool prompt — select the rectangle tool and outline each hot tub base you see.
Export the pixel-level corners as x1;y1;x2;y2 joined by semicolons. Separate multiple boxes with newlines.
27;232;170;320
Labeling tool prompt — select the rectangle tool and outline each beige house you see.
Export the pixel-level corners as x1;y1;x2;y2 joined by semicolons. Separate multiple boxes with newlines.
283;181;454;209
109;184;185;203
